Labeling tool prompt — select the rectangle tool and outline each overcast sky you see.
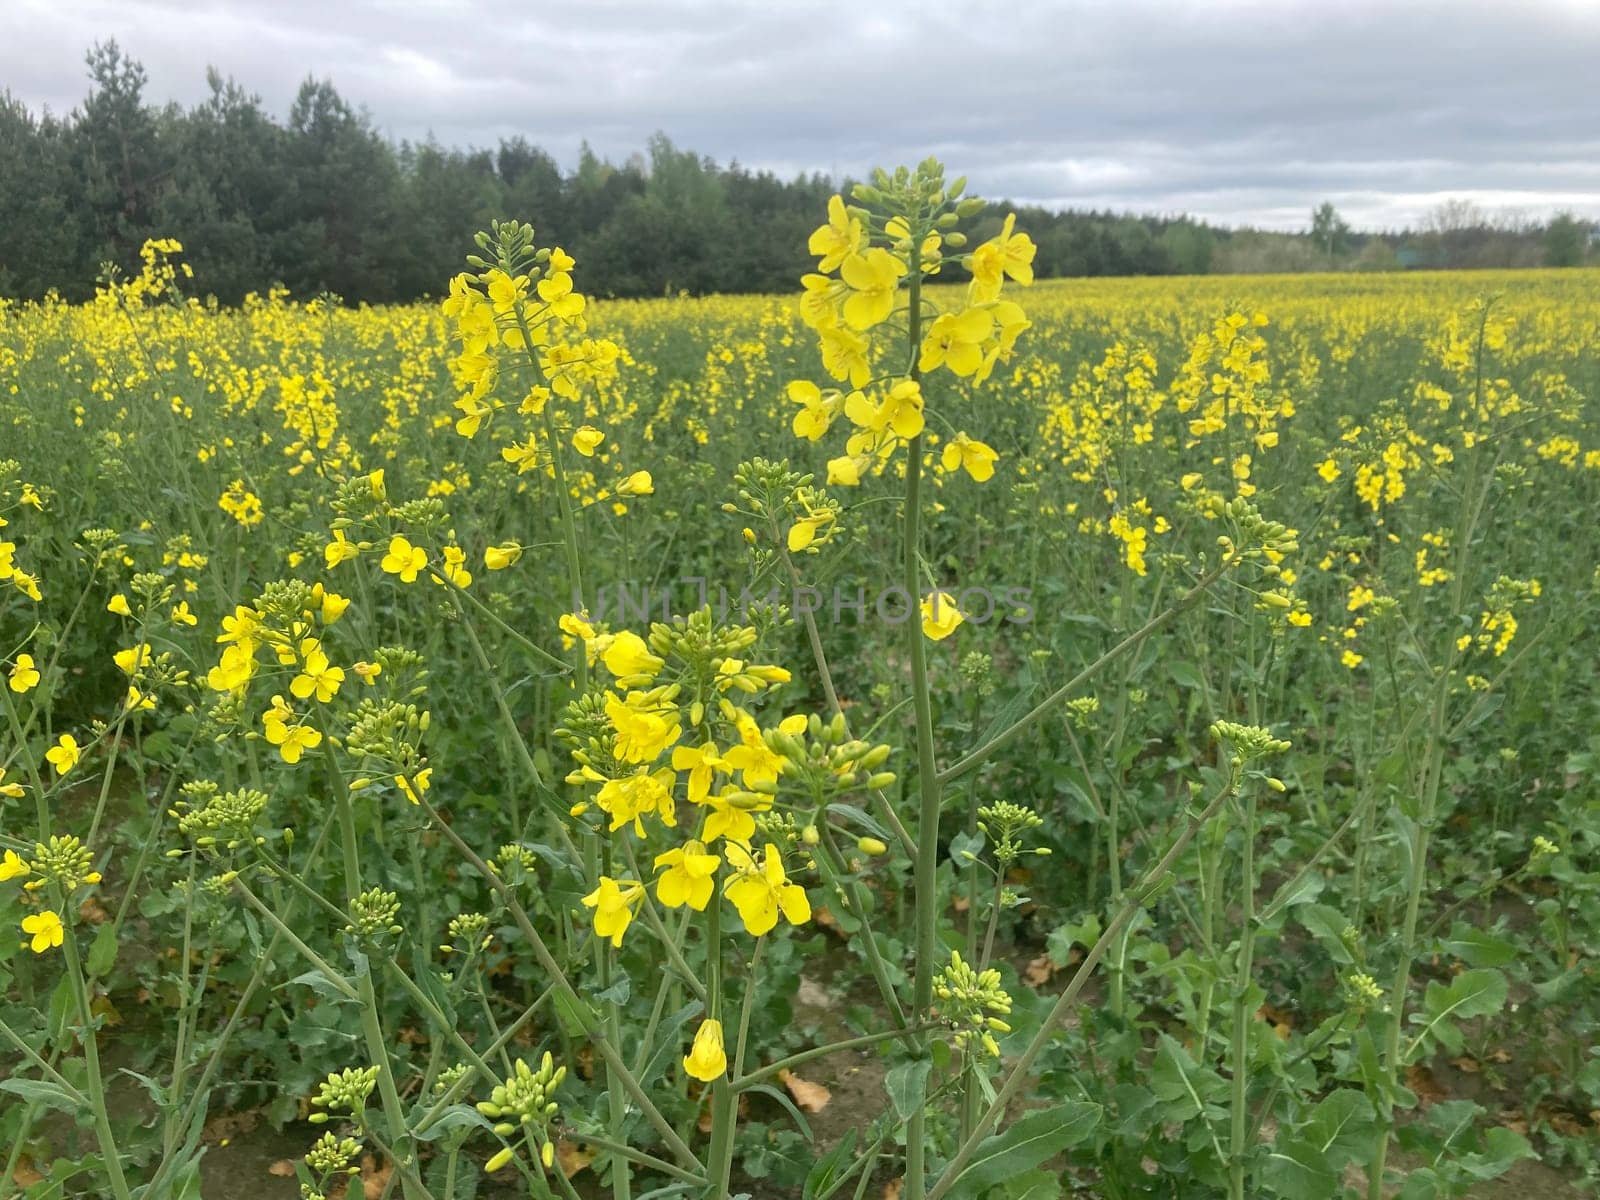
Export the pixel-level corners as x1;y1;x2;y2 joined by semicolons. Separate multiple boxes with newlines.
4;0;1598;231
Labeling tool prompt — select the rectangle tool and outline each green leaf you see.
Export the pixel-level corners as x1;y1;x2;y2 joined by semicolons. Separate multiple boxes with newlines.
1301;1089;1376;1169
1151;1034;1222;1121
1441;923;1517;968
86;922;120;977
1459;1127;1534;1179
827;803;893;845
802;1129;857;1200
0;1077;79;1114
1295;903;1354;964
1396;1168;1442;1200
1169;662;1205;689
945;1102;1100;1199
1259;1136;1336;1198
1354;1028;1387;1107
119;1068;169;1108
949;829;986;867
595;970;631;1007
1415;969;1508;1054
286;969;355;1003
1045;913;1102;969
746;1082;813;1141
885;1058;931;1122
413;1104;495;1142
138;730;176;759
1006;1169;1062;1200
551;988;593;1038
635;1002;701;1087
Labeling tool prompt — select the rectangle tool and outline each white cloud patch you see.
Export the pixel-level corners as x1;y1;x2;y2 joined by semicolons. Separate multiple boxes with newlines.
3;0;1597;229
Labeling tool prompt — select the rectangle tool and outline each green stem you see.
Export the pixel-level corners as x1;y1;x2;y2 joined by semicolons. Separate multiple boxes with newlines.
927;774;1235;1200
704;890;736;1198
730;1022;943;1092
779;546;916;858
143;820;337;1199
335;786;424;1200
413;791;702;1171
903;231;941;1200
811;824;909;1030
576;1134;708;1188
60;905;134;1200
1;683;50;835
600;841;632;1200
939;557;1236;785
412;988;552;1136
1369;308;1500;1199
1228;785;1261;1200
621;841;709;1004
232;880;357;999
0;1016;89;1105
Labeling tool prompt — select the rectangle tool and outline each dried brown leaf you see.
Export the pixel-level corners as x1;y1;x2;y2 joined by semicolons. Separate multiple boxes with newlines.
79;895;110;924
558;1139;598;1178
778;1067;832;1113
361;1154;393;1199
1406;1063;1448;1106
11;1156;44;1188
1023;954;1057;987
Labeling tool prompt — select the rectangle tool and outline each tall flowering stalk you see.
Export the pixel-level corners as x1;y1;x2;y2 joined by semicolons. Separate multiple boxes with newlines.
792;161;1036;1198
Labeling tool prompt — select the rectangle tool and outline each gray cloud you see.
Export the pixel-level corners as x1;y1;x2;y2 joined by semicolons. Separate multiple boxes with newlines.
3;0;1597;229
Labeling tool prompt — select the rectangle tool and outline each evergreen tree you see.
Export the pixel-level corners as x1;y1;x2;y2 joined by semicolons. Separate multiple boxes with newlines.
0;44;1577;304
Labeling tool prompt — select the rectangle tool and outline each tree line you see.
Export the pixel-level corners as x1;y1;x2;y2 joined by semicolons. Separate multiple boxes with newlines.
0;43;1591;305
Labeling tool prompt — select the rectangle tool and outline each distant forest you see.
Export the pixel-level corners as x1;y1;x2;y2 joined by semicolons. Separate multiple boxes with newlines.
1;42;1594;304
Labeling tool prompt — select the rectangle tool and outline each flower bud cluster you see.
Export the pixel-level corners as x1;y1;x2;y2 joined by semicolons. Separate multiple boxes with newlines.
343;699;430;781
20;834;102;893
308;1066;379;1125
442;912;492;955
477;1052;566;1175
976;801;1049;867
346;887;403;943
763;710;896;798
488;843;541;886
173;782;268;851
935;950;1014;1058
1213;496;1300;561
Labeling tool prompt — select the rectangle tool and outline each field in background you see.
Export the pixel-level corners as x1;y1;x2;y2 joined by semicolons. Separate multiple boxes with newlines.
3;259;1599;1196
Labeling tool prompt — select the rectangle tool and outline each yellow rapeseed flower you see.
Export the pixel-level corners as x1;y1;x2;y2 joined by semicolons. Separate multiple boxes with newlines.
605;692;681;764
920;593;965;641
8;653;40;693
22;910;64;953
683;1018;728;1081
808;195;863;273
617;470;654;497
940;433;999;482
724;842;811;936
46;734;81;776
325;529;361;568
653;841;720;910
290;639;344;703
380;536;428;584
581;876;644;948
485;542;523;570
0;849;30;880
